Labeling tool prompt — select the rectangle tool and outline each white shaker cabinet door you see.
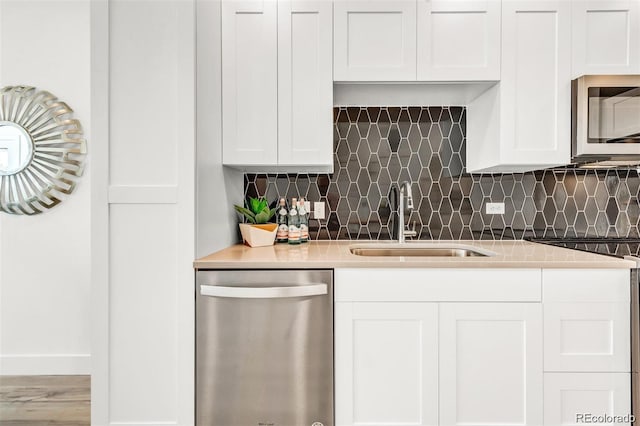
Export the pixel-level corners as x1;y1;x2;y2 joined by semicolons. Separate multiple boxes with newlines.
335;302;438;426
417;0;501;81
572;0;640;78
334;0;417;81
439;303;544;426
222;0;278;165
544;373;632;425
500;0;572;169
544;303;630;372
278;0;333;168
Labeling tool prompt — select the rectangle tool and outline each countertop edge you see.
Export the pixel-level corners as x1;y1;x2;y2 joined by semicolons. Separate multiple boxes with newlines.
193;241;637;270
193;259;637;270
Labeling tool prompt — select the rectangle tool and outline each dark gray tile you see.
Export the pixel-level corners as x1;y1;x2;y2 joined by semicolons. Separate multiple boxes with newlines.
388;125;401;152
243;106;640;241
398;108;411;137
388;107;401;122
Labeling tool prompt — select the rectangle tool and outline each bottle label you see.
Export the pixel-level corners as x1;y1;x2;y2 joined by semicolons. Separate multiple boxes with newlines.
277;223;288;239
300;224;309;240
279;208;287;216
290;210;297;216
288;225;300;241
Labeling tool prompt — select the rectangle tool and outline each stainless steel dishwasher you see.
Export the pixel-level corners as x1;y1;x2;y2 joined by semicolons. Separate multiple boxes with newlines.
196;269;333;426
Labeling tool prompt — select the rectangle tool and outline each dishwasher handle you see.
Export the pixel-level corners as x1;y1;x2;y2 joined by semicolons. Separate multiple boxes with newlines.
200;283;328;299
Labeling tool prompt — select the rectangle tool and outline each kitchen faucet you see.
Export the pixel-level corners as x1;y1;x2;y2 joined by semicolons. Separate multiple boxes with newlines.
397;181;417;243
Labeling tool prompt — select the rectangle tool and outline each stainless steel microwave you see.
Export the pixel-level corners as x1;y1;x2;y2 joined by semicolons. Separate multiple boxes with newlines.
572;75;640;167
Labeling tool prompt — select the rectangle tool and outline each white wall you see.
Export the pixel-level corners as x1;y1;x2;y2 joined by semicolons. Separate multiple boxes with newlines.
0;4;242;425
196;0;243;257
0;0;92;375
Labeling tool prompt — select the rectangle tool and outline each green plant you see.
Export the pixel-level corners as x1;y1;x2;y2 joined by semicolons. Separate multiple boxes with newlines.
234;197;276;224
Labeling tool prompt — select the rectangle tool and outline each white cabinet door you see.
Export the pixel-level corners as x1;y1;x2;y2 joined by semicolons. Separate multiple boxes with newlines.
500;0;572;169
544;303;630;372
467;0;572;172
222;0;278;165
572;0;640;78
544;373;631;425
334;0;417;81
278;0;333;168
335;302;438;426
439;303;543;426
417;0;501;81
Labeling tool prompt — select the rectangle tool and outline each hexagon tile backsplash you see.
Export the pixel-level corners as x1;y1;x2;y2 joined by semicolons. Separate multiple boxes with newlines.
244;106;640;241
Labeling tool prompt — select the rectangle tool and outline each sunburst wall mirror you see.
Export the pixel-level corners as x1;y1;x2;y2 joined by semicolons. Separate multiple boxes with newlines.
0;86;86;215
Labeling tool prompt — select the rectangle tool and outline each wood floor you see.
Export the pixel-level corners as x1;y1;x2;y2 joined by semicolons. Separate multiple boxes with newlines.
0;375;90;426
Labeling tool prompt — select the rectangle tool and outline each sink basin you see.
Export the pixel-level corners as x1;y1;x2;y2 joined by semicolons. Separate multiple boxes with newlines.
349;243;493;258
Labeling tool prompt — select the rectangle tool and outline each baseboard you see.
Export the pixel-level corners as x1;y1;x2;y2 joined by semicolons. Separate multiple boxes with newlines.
0;354;91;375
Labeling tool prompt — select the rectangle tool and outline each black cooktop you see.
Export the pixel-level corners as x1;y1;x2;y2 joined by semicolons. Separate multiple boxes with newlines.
529;238;640;259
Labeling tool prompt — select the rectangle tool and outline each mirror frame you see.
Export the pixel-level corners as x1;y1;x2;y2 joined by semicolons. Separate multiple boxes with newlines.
0;86;86;215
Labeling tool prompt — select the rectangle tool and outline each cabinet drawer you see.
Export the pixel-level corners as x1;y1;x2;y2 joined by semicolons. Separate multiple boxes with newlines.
544;372;631;425
335;268;541;302
543;269;630;303
544;303;630;372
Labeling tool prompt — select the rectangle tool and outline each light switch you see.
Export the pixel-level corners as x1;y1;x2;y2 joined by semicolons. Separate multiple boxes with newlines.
314;201;325;219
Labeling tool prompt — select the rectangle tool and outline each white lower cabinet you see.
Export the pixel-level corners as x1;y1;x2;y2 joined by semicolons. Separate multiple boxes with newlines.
334;269;631;426
335;302;544;426
544;303;630;372
544;373;632;426
335;302;438;426
439;303;543;426
541;269;632;426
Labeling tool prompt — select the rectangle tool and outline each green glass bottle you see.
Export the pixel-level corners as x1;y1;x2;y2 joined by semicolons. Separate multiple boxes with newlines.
276;198;288;243
288;198;300;245
298;198;309;243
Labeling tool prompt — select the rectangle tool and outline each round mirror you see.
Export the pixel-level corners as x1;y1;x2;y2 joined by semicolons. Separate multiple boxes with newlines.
0;86;86;215
0;121;34;176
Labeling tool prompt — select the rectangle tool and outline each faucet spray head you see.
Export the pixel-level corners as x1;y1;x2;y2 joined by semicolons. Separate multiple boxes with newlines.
403;182;414;209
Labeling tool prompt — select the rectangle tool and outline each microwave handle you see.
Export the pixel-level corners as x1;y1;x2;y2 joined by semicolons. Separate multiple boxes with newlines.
200;283;327;299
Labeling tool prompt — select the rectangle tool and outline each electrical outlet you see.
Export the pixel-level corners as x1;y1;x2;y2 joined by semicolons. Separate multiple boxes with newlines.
486;202;505;215
313;201;325;219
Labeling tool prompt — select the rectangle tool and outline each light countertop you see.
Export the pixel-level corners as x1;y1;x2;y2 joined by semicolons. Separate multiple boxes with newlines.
194;240;636;269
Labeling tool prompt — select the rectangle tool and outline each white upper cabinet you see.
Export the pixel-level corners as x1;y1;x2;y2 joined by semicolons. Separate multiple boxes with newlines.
572;0;640;78
334;0;417;81
467;0;572;173
500;0;572;169
222;0;333;171
439;303;543;426
417;0;501;81
278;0;333;167
222;0;278;166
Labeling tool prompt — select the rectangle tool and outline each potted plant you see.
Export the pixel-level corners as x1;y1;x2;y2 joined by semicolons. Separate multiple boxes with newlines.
234;197;278;247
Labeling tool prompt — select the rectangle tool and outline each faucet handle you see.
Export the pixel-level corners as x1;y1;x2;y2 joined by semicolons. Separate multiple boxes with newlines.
404;221;417;238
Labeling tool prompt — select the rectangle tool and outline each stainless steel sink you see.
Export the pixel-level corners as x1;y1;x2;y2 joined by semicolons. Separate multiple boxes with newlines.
349;244;493;257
